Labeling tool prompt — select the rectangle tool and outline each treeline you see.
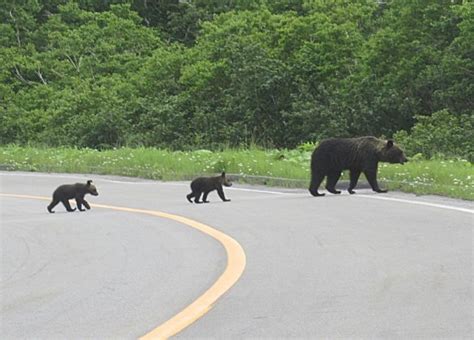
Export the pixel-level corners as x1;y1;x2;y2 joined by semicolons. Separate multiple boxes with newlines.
0;0;472;158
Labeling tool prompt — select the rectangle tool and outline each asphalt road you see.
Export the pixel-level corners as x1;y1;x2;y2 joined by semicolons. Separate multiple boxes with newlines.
1;171;473;339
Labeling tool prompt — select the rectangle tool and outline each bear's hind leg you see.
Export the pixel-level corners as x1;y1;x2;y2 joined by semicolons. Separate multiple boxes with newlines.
186;192;195;203
202;191;210;203
325;170;342;194
47;199;59;213
309;171;325;196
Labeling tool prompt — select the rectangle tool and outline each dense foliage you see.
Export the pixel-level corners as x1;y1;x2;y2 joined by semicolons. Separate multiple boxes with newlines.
1;0;472;155
394;110;473;161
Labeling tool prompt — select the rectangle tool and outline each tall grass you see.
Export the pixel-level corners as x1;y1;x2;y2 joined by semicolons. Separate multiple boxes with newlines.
0;145;472;200
0;146;310;180
378;159;473;199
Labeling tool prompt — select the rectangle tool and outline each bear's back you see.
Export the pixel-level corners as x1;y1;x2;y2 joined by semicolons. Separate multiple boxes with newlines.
53;183;86;199
313;137;382;170
191;176;221;191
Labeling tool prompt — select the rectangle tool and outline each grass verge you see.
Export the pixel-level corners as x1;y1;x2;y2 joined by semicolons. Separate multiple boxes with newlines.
0;145;472;200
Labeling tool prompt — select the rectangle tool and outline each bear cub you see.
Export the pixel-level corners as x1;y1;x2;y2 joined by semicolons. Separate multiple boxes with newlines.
309;136;408;196
187;172;232;203
47;180;99;213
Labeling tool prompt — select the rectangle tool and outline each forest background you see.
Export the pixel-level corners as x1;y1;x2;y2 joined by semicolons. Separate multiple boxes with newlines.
1;0;472;161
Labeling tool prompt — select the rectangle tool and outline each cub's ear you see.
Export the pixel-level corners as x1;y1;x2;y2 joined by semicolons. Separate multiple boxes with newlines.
221;172;226;177
87;180;93;186
386;140;394;148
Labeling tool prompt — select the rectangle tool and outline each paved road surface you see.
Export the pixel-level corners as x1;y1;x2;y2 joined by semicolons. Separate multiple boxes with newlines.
1;172;472;339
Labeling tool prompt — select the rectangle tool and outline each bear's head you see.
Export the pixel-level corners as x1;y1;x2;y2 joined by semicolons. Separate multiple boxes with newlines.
220;172;232;187
86;180;99;196
380;140;408;164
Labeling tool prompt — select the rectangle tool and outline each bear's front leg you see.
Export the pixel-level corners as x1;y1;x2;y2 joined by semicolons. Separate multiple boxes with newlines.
364;169;387;193
82;200;91;210
61;199;76;212
217;188;230;202
194;191;203;203
75;197;86;211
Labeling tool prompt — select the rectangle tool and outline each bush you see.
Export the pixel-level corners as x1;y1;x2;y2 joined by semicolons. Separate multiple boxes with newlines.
296;141;318;153
394;110;473;161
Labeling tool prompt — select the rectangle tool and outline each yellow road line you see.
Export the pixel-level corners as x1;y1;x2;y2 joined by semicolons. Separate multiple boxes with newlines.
1;193;246;339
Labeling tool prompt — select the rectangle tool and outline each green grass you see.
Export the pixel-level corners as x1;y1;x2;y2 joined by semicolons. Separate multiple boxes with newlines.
0;145;472;200
377;159;473;199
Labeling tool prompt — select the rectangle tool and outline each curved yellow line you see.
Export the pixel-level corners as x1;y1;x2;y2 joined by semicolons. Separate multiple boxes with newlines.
0;193;246;339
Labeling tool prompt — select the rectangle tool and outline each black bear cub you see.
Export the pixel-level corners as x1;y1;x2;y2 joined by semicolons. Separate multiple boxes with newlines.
187;172;232;203
309;136;408;196
47;180;99;213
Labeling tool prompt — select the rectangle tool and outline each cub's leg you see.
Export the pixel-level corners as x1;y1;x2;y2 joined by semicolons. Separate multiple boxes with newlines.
194;191;203;204
47;199;59;213
217;188;230;202
82;200;91;210
76;197;86;211
186;192;195;203
202;191;211;203
325;170;342;194
61;199;76;212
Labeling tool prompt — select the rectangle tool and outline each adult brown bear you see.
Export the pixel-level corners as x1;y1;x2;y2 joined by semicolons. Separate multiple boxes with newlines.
187;172;232;203
309;137;408;196
47;180;99;213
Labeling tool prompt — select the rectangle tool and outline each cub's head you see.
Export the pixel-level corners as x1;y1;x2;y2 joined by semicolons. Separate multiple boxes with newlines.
86;180;99;196
220;172;232;187
380;140;408;164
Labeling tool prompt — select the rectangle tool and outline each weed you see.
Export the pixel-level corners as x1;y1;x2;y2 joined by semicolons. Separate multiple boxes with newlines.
0;145;472;200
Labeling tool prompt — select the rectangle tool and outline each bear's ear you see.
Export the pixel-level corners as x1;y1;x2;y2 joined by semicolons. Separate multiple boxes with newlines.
221;172;226;177
386;140;394;148
87;180;93;186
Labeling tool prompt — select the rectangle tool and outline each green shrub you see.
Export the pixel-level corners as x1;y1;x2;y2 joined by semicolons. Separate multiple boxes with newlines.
394;110;473;161
296;141;318;153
